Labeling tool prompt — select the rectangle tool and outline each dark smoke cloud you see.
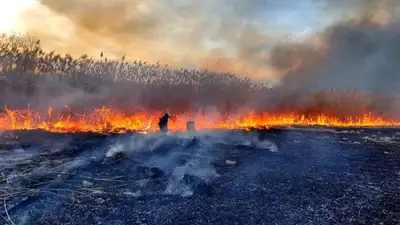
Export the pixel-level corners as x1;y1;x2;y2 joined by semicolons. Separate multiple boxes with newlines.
253;0;400;117
273;0;400;94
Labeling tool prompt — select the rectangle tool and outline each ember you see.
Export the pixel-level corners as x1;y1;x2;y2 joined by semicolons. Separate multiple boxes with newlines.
0;106;399;133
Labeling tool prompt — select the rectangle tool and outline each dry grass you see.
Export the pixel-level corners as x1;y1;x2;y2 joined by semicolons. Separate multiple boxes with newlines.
0;34;396;118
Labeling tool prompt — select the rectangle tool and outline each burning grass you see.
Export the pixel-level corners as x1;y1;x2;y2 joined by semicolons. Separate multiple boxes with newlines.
0;106;399;133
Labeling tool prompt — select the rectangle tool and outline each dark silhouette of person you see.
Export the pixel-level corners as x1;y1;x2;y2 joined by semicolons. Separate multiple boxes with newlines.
158;112;171;133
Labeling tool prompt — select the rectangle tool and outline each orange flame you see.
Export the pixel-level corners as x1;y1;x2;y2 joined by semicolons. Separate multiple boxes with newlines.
0;106;399;133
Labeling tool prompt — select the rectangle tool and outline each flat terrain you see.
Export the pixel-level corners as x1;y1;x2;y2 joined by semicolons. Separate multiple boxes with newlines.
0;127;399;225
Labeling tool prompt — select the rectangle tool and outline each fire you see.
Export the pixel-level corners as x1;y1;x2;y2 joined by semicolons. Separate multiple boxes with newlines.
0;106;399;133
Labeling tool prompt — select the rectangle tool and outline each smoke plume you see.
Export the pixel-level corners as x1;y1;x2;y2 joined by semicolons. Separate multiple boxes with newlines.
253;0;400;116
273;0;400;92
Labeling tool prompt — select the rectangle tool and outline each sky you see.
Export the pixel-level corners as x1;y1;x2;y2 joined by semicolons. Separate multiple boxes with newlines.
0;0;34;33
0;0;335;40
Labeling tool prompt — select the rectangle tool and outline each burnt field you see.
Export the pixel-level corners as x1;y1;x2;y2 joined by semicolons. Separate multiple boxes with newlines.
0;128;399;225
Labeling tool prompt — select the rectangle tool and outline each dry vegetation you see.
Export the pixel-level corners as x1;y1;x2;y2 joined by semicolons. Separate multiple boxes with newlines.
0;34;395;118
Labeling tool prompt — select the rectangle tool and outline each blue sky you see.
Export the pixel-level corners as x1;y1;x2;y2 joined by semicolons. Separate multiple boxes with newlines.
261;0;337;35
202;0;337;52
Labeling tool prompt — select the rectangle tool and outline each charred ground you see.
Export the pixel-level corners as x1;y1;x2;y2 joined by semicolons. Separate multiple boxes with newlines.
0;128;399;225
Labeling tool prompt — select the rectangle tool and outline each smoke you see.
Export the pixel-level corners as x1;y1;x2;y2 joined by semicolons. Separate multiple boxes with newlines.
243;0;400;116
103;131;278;197
271;0;400;92
274;19;400;93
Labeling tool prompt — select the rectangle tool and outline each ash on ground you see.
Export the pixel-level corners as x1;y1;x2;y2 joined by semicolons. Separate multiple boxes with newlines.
0;128;399;225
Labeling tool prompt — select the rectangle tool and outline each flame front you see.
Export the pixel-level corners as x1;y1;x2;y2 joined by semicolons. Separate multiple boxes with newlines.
0;106;399;133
